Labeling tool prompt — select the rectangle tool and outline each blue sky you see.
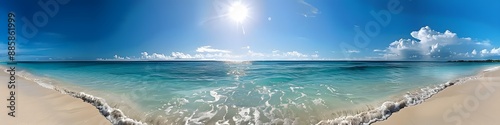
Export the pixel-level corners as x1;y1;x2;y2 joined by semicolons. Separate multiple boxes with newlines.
1;0;499;61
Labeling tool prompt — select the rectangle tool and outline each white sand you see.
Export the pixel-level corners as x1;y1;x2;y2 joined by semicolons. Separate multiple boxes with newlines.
0;71;110;125
375;67;500;125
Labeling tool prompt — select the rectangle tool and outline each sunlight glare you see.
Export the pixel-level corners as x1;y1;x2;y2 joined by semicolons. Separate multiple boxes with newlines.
228;2;249;23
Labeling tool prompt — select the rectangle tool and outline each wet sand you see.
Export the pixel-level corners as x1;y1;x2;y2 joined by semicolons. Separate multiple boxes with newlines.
0;70;110;125
375;67;500;125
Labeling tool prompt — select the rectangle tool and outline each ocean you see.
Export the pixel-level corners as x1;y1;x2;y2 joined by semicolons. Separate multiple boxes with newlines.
4;61;499;124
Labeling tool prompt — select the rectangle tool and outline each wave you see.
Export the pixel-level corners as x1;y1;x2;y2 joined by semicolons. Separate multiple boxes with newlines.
3;64;498;125
315;67;497;125
2;67;147;125
57;88;146;125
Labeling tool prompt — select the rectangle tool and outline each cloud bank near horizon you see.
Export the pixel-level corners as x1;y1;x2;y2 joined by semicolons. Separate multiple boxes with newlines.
101;46;321;61
101;26;499;61
376;26;499;60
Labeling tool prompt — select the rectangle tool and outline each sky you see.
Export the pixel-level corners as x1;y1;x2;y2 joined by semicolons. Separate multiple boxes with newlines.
1;0;499;61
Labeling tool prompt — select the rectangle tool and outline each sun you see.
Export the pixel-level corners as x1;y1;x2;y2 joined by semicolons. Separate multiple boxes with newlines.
228;2;249;23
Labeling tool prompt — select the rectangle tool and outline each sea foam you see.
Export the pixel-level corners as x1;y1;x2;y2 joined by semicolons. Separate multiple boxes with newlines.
3;63;498;125
2;67;147;125
315;69;490;125
57;89;146;125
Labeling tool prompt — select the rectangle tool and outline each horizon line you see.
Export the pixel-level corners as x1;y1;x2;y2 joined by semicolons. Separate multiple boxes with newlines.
0;60;483;63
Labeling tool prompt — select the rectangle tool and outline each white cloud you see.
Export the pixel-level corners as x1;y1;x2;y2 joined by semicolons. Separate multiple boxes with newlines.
141;52;170;60
196;53;238;59
490;48;500;54
100;45;322;61
481;49;489;55
196;46;231;53
113;55;131;60
285;51;308;57
137;51;234;60
106;50;319;61
114;55;125;60
139;52;230;60
476;40;491;46
171;52;194;59
379;26;494;60
347;50;360;53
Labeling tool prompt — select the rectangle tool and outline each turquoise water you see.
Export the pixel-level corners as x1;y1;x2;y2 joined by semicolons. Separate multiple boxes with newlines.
6;61;500;124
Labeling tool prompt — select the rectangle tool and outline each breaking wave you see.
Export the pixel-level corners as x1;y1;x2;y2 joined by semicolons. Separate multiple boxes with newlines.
316;67;497;125
2;64;498;125
2;67;147;125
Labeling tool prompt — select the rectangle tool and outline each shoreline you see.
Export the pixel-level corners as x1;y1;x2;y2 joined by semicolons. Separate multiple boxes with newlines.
373;66;500;125
0;66;147;125
317;66;500;124
2;64;499;125
0;67;111;125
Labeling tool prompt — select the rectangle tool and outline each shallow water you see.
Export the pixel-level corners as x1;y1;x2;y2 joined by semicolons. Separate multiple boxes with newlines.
7;61;500;124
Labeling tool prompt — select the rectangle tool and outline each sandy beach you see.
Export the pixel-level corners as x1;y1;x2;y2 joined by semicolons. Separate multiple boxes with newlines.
0;69;110;125
375;67;500;125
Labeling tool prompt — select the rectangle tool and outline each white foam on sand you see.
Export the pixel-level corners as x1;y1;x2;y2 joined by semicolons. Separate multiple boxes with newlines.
484;66;500;72
2;68;147;125
315;67;499;125
58;89;146;125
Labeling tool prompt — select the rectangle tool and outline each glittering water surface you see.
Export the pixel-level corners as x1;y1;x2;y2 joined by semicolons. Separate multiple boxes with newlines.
11;61;500;124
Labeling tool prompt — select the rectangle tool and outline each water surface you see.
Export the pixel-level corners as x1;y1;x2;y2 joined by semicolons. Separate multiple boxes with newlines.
9;61;499;124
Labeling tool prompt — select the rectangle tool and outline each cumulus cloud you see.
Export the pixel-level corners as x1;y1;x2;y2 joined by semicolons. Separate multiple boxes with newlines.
114;55;125;60
377;26;494;60
135;50;237;60
171;52;195;59
194;53;235;59
491;48;500;54
137;52;204;60
196;46;231;53
285;51;308;57
112;55;131;60
141;52;170;60
481;49;489;55
100;46;321;61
